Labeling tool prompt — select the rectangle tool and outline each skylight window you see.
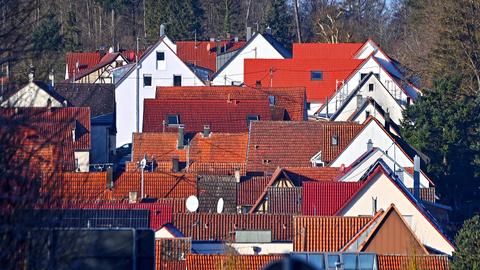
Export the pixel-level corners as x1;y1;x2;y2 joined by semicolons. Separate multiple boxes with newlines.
247;115;259;126
331;134;339;146
167;114;180;125
311;71;323;81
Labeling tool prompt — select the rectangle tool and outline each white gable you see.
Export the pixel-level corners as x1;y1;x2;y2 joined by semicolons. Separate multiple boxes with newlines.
163;36;177;53
114;37;205;147
339;150;430;188
339;172;454;255
1;82;63;108
331;120;411;167
354;40;403;79
211;34;286;86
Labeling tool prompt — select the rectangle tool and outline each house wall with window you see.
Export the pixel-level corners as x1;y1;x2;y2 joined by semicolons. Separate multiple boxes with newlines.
114;37;205;147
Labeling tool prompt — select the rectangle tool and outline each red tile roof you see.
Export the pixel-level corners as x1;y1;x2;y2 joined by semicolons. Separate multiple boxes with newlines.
186;254;282;270
131;132;185;163
42;172;110;202
172;213;293;241
155;86;307;122
0;107;91;171
155;238;191;270
267;187;302;214
246;121;363;173
377;255;450;270
176;40;246;71
143;99;272;134
283;167;342;182
66;52;100;79
189;132;248;163
292;43;364;59
301;181;363;216
112;172;197;200
72;52;124;81
237;176;271;206
244;58;363;102
293;216;372;252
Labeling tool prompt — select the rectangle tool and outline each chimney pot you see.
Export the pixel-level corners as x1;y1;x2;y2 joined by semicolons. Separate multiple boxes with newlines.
160;24;166;37
177;124;185;149
234;168;241;183
413;155;421;199
367;139;373;152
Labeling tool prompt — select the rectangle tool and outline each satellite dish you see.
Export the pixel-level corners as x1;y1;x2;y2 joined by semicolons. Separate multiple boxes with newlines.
186;195;199;212
140;155;147;169
216;198;224;214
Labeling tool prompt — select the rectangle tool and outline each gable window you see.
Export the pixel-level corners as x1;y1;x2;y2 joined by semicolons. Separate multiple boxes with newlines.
167;114;180;125
268;95;276;106
143;74;152;87
368;83;374;92
173;75;182;86
311;71;323;81
247;115;259;126
331;134;338;146
156;51;166;70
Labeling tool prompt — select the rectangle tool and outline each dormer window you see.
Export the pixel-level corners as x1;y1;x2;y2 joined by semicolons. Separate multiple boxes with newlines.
167;114;180;125
311;71;323;81
331;134;338;146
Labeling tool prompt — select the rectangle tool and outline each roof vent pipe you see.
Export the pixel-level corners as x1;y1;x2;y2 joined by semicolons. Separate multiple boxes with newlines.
234;168;241;183
413;155;421;199
160;24;166;37
177;124;185;149
246;27;252;41
203;125;211;138
367;139;373;152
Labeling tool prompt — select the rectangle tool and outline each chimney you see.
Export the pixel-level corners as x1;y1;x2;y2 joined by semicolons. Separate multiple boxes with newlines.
367;139;373;152
246;27;252;41
108;46;114;53
413;155;420;200
160;24;166;37
372;197;377;215
203;125;211;137
234;36;239;42
172;156;180;172
265;26;272;35
28;64;34;83
216;39;221;55
48;69;54;87
384;111;391;131
99;46;106;58
129;191;138;203
177;124;185;149
106;166;113;188
234;168;241;183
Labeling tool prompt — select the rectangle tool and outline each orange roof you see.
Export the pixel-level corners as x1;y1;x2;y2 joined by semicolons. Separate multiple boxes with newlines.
283;167;341;182
292;43;364;59
244;58;363;102
112;172;197;200
155;238;190;270
293;216;372;252
132;132;186;163
377;255;450;270
189;132;248;163
42;172;110;202
185;254;282;270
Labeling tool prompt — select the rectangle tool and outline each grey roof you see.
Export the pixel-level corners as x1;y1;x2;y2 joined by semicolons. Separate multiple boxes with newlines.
54;83;115;117
1;81;67;105
197;175;237;213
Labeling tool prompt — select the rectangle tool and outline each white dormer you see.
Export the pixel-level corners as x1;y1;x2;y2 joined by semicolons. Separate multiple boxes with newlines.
310;150;325;167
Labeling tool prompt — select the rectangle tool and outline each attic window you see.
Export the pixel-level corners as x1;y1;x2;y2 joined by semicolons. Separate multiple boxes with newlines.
311;71;323;81
156;51;165;61
368;83;374;92
331;134;339;146
156;51;166;70
143;74;152;86
167;114;180;125
268;95;276;106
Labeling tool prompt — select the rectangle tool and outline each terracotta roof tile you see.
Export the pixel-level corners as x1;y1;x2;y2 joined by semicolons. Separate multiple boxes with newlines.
155;86;306;122
377;255;450;270
293;216;372;252
302;181;363;216
283;167;342;182
155;238;191;270
131;132;185;163
112;172;197;200
246;121;362;173
292;43;364;59
42;172;110;202
143;99;272;134
190;133;248;163
172;213;293;241
186;254;282;270
66;52;100;79
176;40;246;71
237;176;271;206
244;58;363;102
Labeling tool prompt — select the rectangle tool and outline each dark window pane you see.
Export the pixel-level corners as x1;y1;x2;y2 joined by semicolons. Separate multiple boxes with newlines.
268;95;276;106
290;253;307;262
156;52;165;61
173;75;182;86
327;255;340;269
311;71;323;80
167;115;179;125
369;83;374;92
343;254;357;270
143;75;152;86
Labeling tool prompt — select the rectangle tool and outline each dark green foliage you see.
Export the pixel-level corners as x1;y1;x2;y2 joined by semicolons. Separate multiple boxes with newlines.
31;13;63;54
452;215;480;270
263;0;295;48
401;76;480;217
64;9;82;51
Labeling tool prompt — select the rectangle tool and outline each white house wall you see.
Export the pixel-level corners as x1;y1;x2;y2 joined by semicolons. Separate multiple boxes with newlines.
115;40;204;147
339;150;430;188
339;173;454;255
74;151;90;172
330;120;411;167
211;35;285;86
230;243;293;255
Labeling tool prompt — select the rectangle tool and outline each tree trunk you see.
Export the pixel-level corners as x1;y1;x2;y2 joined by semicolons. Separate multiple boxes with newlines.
293;0;302;43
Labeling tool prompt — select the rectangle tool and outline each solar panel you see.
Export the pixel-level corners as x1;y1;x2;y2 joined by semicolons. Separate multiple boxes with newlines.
24;209;150;229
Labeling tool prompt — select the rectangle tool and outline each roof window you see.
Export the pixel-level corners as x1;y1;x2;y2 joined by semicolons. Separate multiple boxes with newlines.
311;71;323;81
167;114;180;125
